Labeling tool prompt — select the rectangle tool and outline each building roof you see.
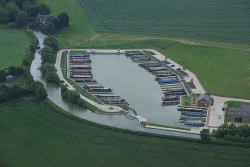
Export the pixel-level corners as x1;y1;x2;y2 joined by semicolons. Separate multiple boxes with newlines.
242;103;250;109
6;75;14;79
198;93;210;102
37;15;48;20
229;107;250;117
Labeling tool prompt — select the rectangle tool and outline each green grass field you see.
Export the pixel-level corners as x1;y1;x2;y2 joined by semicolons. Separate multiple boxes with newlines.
78;0;250;45
162;43;250;99
0;99;250;167
0;29;30;67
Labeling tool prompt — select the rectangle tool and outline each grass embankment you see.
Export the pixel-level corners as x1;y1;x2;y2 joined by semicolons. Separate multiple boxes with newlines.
147;122;191;131
0;99;250;167
0;29;30;68
182;94;200;106
162;43;250;99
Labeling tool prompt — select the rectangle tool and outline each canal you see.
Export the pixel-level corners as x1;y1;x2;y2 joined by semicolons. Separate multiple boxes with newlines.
30;31;199;138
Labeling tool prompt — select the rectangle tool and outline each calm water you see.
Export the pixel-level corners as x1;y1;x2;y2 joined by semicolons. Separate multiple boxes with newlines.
90;54;182;126
30;31;199;138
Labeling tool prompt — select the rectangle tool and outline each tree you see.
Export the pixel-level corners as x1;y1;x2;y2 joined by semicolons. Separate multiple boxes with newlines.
78;99;86;108
43;21;55;35
30;81;43;92
67;90;80;104
36;4;50;15
0;10;9;23
39;62;56;74
233;133;241;142
45;71;59;84
8;66;18;76
46;15;61;31
0;91;8;104
26;5;37;18
57;12;69;27
36;86;47;100
39;46;53;64
43;35;58;51
0;70;7;82
16;67;24;75
22;1;31;11
200;129;211;141
228;123;237;136
15;12;26;28
6;4;18;22
8;85;22;99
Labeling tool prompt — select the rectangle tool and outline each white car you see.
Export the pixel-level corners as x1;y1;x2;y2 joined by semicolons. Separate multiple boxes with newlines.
92;49;95;53
117;49;120;53
218;114;221;119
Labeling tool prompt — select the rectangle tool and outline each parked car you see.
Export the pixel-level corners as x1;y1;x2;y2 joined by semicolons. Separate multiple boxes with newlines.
117;49;120;53
65;84;69;87
169;64;175;67
92;49;95;53
218;114;221;119
176;68;181;70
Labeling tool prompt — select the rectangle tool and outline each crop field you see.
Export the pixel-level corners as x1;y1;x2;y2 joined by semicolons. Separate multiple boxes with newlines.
0;99;250;167
78;0;250;44
0;29;30;68
162;43;250;99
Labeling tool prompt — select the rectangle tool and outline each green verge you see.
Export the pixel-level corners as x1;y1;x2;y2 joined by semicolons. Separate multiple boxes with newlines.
147;122;191;131
0;28;30;68
162;43;250;99
0;99;250;166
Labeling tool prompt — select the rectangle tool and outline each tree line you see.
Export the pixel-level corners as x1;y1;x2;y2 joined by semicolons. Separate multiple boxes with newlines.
0;0;69;34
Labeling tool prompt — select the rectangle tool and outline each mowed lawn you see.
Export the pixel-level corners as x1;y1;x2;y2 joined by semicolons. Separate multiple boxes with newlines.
0;99;250;167
0;29;30;67
162;43;250;99
78;0;250;45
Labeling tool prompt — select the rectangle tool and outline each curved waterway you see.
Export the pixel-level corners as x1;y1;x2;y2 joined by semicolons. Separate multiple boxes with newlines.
30;31;199;138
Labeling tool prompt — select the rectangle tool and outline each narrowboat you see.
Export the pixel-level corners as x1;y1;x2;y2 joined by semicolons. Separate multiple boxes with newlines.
177;107;204;112
70;70;91;74
184;120;205;126
88;88;112;92
148;67;168;71
70;66;92;69
75;79;96;82
181;111;206;117
70;75;92;78
161;100;179;106
158;78;179;83
162;95;179;101
70;59;92;63
125;52;143;57
84;85;103;89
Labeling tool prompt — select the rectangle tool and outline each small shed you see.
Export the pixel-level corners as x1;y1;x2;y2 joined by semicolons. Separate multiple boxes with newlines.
37;15;48;24
6;75;15;82
197;93;210;106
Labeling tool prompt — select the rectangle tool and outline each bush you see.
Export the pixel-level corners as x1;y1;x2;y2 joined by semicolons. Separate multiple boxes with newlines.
45;71;59;84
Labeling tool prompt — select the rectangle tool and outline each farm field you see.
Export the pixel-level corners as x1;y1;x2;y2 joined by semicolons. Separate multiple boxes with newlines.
0;29;30;68
162;43;250;99
0;99;250;167
78;0;250;45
